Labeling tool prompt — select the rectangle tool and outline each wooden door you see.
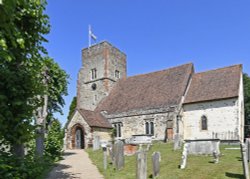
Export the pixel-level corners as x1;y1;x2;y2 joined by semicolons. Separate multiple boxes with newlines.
167;128;173;140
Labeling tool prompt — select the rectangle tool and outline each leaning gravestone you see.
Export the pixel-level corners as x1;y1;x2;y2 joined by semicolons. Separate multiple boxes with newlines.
137;149;147;179
240;143;250;179
114;140;124;170
246;138;250;162
152;152;161;178
93;135;100;151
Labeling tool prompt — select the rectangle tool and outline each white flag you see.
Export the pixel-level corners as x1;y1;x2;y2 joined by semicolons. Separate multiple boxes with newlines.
89;25;97;41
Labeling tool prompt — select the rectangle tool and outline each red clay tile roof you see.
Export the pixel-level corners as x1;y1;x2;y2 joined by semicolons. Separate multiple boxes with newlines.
78;109;112;128
97;63;194;114
184;64;242;104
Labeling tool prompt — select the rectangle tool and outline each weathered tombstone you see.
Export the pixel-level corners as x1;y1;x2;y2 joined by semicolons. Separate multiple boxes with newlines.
101;143;107;170
180;142;189;169
240;143;250;179
93;135;100;151
152;152;161;178
108;144;114;164
212;151;219;164
174;134;181;150
137;149;147;179
114;140;124;170
246;138;250;162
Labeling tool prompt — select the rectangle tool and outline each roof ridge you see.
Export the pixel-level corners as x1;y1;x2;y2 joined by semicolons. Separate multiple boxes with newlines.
194;64;242;75
127;63;193;79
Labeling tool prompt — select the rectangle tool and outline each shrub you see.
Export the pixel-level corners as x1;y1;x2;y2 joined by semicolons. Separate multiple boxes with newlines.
44;119;63;161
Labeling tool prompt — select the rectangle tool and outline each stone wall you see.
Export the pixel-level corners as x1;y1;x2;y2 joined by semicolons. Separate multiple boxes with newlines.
92;127;112;142
107;110;177;141
238;72;244;142
77;41;127;111
183;98;241;140
66;111;92;149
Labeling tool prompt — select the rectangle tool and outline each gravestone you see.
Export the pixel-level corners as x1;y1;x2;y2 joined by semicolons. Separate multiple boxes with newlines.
174;134;181;150
152;152;161;178
93;135;100;151
240;143;250;179
102;145;107;170
137;149;147;179
114;140;124;170
180;142;189;169
108;144;114;163
246;138;250;162
212;151;219;164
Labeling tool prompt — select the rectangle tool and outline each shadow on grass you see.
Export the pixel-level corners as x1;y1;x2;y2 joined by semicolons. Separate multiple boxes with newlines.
236;157;242;161
46;163;81;179
225;172;244;179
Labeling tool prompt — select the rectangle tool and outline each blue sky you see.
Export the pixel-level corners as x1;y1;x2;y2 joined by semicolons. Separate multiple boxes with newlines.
45;0;250;125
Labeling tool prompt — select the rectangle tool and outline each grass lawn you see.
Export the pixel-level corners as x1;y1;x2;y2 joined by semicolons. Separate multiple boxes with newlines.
86;142;248;179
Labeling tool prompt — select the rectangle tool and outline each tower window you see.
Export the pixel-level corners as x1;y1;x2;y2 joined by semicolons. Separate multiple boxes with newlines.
91;68;97;79
201;115;208;130
115;70;120;78
145;120;154;135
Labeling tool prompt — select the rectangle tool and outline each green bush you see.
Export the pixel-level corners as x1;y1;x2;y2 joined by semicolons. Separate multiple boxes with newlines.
0;149;52;179
44;119;63;161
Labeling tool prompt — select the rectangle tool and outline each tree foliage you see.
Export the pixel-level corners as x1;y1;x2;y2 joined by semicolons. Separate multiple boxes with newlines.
45;119;63;160
0;0;50;149
65;96;77;128
244;73;250;124
43;58;69;125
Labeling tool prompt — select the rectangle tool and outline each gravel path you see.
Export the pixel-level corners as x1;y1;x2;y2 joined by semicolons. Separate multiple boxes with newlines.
46;150;104;179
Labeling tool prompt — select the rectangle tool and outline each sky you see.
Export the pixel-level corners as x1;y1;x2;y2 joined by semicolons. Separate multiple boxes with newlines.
45;0;250;126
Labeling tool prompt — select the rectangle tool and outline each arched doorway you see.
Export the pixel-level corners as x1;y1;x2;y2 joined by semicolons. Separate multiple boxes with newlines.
71;124;85;149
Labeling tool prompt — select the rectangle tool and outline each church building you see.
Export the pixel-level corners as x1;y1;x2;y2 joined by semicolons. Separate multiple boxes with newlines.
65;41;244;149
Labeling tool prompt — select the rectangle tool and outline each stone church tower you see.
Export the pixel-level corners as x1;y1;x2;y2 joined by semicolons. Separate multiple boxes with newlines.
77;41;127;111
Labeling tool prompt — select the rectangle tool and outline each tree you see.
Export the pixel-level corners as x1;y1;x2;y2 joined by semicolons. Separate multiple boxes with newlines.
0;0;50;156
45;119;63;160
244;73;250;124
65;96;77;128
35;57;68;156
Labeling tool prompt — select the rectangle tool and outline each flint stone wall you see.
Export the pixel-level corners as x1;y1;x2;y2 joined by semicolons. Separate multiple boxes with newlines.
106;109;177;141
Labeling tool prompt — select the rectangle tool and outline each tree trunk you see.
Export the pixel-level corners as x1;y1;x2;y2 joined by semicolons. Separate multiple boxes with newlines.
35;94;48;157
36;127;44;156
12;143;24;157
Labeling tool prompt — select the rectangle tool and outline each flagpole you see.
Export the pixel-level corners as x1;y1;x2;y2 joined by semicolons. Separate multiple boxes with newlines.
88;25;91;47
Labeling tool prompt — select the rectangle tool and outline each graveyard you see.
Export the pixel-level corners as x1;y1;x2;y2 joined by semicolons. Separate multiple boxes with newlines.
86;142;249;179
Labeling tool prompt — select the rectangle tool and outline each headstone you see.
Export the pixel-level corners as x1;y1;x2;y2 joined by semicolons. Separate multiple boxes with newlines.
137;149;147;179
174;134;181;150
180;143;189;169
240;143;250;179
246;138;250;162
108;145;114;163
114;140;124;170
212;151;219;164
93;135;100;151
103;146;107;170
152;152;160;178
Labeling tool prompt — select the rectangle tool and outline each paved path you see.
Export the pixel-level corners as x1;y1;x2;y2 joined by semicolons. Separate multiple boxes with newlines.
46;150;104;179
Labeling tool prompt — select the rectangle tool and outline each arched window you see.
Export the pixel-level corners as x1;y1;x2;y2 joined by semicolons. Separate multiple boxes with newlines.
201;115;208;130
113;123;122;138
145;122;149;134
150;122;154;135
145;121;154;135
